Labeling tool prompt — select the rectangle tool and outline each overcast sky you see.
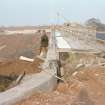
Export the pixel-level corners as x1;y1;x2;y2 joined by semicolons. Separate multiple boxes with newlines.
0;0;105;26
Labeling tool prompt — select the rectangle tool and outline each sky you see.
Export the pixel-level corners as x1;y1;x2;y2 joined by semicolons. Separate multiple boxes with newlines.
0;0;105;26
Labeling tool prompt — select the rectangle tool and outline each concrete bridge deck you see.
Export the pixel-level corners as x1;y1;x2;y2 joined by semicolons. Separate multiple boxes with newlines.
55;29;105;53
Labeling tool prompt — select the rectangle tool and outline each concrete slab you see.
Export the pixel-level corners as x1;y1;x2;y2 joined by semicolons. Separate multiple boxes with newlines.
56;30;105;53
56;37;71;49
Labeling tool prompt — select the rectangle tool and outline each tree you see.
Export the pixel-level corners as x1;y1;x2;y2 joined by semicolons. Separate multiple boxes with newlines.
85;18;105;31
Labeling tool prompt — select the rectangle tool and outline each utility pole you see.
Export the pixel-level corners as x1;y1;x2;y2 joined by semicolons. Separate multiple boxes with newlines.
57;12;60;25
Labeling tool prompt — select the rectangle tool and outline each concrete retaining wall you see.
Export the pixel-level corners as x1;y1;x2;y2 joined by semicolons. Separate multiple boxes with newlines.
0;68;57;105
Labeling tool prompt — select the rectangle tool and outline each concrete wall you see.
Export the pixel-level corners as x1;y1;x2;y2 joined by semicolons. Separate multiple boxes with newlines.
0;69;57;105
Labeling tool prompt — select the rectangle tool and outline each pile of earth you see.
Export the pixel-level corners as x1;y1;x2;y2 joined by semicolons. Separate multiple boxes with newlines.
0;58;43;76
0;58;43;92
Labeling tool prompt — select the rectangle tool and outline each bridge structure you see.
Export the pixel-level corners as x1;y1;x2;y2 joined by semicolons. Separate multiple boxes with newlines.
0;24;105;105
52;24;105;55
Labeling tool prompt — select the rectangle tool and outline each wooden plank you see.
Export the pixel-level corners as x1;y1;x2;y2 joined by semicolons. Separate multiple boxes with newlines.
0;45;6;51
19;56;34;62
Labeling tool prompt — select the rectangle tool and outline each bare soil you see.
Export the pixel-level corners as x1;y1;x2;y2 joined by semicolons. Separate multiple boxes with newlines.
15;65;105;105
0;32;50;75
0;33;41;59
15;52;105;105
1;31;105;105
0;32;47;91
0;58;43;76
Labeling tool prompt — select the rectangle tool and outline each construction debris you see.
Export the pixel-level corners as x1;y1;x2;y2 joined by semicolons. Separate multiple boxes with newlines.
19;56;34;62
75;63;85;70
15;71;26;84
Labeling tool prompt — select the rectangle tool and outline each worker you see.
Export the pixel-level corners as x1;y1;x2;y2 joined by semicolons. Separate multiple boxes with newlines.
40;30;49;57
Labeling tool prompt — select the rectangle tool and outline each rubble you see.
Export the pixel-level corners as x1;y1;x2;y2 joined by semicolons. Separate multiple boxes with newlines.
19;56;34;62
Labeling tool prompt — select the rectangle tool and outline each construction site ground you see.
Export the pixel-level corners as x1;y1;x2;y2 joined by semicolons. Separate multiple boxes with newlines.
0;32;45;91
15;65;105;105
0;32;47;76
14;52;105;105
0;31;105;105
0;58;43;76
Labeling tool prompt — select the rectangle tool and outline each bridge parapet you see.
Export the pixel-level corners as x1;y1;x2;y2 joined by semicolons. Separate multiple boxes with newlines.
56;24;96;41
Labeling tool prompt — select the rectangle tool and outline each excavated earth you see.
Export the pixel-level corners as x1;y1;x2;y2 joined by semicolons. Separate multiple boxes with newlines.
0;58;43;76
15;65;105;105
0;33;41;59
0;32;47;91
15;53;105;105
1;32;105;105
0;31;50;75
